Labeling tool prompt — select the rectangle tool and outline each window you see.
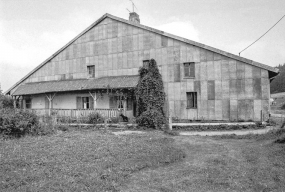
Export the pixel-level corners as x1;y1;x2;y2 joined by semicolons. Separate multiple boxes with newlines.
186;92;197;109
76;97;94;109
87;65;95;78
143;60;150;68
25;98;32;109
184;62;195;78
109;96;124;109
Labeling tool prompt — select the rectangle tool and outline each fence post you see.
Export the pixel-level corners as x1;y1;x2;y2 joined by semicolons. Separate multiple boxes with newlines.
169;114;172;130
104;119;108;131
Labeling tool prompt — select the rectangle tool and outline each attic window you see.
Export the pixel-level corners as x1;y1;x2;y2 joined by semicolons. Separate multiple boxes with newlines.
87;65;95;78
184;62;195;78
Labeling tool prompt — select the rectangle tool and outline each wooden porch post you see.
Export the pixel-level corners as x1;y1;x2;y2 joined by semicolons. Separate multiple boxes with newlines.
45;93;56;116
13;96;17;109
89;92;97;109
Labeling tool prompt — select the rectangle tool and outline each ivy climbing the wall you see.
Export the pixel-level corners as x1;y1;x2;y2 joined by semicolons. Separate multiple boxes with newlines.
135;59;167;129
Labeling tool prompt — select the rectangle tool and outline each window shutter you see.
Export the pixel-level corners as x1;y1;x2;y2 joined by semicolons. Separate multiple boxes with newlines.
194;93;197;108
89;96;94;109
190;63;195;78
184;63;190;77
76;97;82;109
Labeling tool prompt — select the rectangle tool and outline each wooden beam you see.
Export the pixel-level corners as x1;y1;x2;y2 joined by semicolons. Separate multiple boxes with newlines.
45;93;56;116
89;91;97;109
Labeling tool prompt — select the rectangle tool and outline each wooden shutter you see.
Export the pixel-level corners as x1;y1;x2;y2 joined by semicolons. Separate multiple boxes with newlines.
194;92;197;108
76;97;82;109
89;96;94;109
184;63;190;77
190;63;195;78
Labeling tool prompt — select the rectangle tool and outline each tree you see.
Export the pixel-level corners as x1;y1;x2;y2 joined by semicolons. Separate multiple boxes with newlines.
0;89;13;109
271;63;285;94
135;59;166;129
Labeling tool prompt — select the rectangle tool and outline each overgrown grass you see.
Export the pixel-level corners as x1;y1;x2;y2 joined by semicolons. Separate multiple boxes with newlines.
0;131;185;192
120;135;285;191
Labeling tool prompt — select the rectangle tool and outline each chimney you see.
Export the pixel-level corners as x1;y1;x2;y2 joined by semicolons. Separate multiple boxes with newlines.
129;12;140;24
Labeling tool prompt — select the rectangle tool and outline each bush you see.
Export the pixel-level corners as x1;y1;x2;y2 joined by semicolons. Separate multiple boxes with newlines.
281;103;285;110
0;95;14;109
135;59;167;129
0;109;41;137
56;125;70;132
136;109;166;129
87;112;105;124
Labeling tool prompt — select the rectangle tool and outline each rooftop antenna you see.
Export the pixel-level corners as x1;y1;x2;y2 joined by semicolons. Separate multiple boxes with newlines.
129;0;138;12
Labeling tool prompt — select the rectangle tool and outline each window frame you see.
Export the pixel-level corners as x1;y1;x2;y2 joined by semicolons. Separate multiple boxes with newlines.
143;60;150;68
87;65;95;78
76;96;94;109
25;98;32;109
184;62;195;78
186;92;197;109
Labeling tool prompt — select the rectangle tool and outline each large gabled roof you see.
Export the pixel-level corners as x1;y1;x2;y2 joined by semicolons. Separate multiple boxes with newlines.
6;13;279;95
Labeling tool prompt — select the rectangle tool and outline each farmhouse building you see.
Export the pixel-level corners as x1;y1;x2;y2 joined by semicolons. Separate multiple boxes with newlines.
6;12;279;121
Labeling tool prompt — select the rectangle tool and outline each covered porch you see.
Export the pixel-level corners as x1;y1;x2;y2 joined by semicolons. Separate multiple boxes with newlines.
11;76;139;119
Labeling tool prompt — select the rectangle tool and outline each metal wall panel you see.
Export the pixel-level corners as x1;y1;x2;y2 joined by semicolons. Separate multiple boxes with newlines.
215;80;222;99
214;60;222;80
174;64;181;82
222;80;230;100
261;78;269;100
200;80;208;100
245;79;253;99
168;65;174;82
199;62;207;80
253;78;261;99
230;100;238;121
215;100;223;120
180;82;187;100
229;79;237;100
221;60;230;80
207;80;215;100
207;61;215;80
244;64;253;79
229;60;237;79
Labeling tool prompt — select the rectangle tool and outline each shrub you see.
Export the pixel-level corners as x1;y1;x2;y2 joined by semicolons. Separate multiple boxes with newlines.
87;112;105;124
0;109;41;137
135;59;167;129
56;125;70;132
281;103;285;110
136;109;166;129
0;95;14;109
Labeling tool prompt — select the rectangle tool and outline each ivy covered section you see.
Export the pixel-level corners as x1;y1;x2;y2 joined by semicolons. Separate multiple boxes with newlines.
135;59;167;129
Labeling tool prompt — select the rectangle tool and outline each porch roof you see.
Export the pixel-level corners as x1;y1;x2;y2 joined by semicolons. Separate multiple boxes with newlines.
12;75;139;96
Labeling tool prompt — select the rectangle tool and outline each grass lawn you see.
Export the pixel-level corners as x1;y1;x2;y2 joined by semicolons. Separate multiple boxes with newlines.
1;129;285;192
0;130;185;191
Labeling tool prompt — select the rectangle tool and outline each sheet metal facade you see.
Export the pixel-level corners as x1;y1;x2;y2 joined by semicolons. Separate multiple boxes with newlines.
14;17;270;121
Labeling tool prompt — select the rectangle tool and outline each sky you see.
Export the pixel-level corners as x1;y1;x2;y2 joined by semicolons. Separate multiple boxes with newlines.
0;0;285;92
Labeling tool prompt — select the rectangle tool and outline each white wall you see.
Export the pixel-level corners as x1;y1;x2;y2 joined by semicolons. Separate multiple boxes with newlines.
30;92;110;109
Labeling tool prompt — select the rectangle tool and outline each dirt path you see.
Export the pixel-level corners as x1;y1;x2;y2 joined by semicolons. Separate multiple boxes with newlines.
120;136;285;192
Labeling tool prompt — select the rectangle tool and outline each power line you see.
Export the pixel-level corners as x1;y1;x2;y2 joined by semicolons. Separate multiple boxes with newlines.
239;13;285;56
